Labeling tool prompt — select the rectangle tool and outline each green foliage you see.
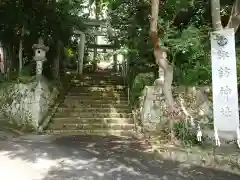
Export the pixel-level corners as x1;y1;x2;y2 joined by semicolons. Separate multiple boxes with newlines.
0;73;4;82
67;48;74;57
162;24;211;85
19;63;35;77
236;48;240;85
130;72;156;106
0;0;86;79
0;0;85;42
107;0;214;88
108;0;154;73
174;122;201;146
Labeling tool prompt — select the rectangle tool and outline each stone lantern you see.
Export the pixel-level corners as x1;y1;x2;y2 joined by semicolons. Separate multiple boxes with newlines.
32;38;49;80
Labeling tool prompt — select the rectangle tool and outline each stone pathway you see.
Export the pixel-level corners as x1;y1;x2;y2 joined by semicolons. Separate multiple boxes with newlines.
47;72;134;136
0;134;240;180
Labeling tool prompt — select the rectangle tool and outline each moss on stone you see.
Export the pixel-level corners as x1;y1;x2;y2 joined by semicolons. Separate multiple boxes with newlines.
130;72;156;106
0;75;60;131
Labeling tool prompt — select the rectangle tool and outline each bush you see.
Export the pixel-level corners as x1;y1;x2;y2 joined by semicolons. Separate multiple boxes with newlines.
130;72;156;106
173;121;201;146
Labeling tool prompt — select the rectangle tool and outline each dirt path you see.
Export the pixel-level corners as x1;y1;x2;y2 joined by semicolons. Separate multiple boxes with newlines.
0;134;240;180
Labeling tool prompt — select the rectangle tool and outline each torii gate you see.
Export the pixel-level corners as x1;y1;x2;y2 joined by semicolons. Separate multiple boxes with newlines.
74;30;86;75
74;19;116;75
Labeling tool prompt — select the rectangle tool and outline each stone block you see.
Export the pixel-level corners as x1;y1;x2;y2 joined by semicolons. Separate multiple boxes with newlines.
0;78;58;130
139;85;213;132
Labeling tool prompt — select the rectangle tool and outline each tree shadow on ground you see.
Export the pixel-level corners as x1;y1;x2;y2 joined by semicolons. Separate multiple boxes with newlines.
0;134;240;180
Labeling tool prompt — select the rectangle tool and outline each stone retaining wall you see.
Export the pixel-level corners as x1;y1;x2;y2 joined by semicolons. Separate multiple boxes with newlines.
0;78;58;130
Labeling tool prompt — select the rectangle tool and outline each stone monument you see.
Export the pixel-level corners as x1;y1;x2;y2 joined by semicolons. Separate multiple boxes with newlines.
211;28;240;147
139;67;166;131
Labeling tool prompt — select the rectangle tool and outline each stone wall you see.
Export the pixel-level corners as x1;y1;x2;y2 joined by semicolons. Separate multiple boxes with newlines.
136;85;213;134
0;78;59;130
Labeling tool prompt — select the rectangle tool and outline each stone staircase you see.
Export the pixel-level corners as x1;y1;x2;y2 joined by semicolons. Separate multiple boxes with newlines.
46;72;135;136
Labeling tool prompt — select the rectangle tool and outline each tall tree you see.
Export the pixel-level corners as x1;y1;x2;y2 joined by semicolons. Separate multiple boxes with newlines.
211;0;240;31
0;0;85;77
149;0;174;113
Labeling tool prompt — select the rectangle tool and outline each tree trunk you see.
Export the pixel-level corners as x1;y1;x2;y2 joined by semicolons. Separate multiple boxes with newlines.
210;0;222;30
150;0;174;112
18;25;24;74
53;40;61;79
150;0;159;33
150;0;175;141
211;0;240;31
6;44;13;79
226;0;240;32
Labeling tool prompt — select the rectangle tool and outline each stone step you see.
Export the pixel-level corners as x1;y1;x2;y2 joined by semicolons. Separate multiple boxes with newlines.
73;77;123;81
70;87;125;92
80;74;123;79
80;73;120;76
57;107;132;113
63;98;128;107
50;117;134;124
72;82;124;87
57;107;131;113
72;82;124;86
62;99;129;105
45;129;135;136
74;75;121;78
58;103;130;108
71;78;123;83
69;87;125;94
64;97;128;104
54;112;132;118
71;85;125;88
74;72;120;76
64;95;128;101
48;123;135;130
67;92;126;97
68;91;125;96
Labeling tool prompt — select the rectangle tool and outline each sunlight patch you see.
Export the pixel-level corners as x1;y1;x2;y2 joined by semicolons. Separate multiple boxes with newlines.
61;157;98;166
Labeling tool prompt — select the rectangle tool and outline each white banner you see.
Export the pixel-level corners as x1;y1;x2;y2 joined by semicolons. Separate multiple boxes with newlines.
211;28;239;145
